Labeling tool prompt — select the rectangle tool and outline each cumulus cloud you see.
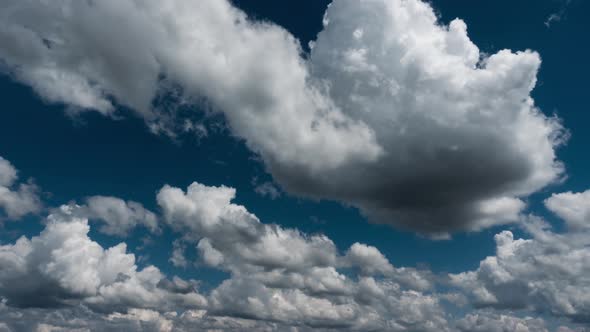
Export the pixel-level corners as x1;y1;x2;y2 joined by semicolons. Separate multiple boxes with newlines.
287;0;565;235
0;181;452;330
0;205;206;311
0;0;566;235
544;190;590;230
82;196;159;237
344;243;433;291
0;156;42;220
455;312;549;332
157;182;339;273
4;181;590;330
156;182;450;330
450;213;590;323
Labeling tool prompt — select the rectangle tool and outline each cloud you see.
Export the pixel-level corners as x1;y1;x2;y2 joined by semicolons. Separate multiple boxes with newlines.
0;205;206;311
450;213;590;323
0;0;566;235
82;196;159;237
169;240;188;269
344;243;433;291
0;156;42;220
282;0;565;236
4;181;590;330
157;182;339;272
156;182;450;330
544;190;590;230
455;312;549;332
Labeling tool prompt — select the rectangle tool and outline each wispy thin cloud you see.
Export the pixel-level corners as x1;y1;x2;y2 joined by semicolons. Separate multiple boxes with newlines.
545;0;573;28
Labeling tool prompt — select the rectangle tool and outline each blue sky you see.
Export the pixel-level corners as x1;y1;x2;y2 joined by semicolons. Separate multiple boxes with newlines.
0;0;589;331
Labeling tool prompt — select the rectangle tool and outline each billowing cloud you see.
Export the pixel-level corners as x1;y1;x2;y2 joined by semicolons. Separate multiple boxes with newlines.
544;190;590;230
0;156;41;220
450;214;590;323
83;196;159;237
3;181;590;330
156;182;448;330
283;0;565;235
0;205;206;311
157;182;338;272
0;183;450;331
455;312;549;332
0;0;565;235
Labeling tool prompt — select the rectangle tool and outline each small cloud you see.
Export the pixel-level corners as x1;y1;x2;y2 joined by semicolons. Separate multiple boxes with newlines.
251;177;281;200
545;0;572;28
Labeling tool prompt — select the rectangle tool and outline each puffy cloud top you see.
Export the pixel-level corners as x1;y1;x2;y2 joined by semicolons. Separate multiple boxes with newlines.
0;0;566;235
84;196;159;237
1;182;590;330
450;215;590;323
0;205;206;311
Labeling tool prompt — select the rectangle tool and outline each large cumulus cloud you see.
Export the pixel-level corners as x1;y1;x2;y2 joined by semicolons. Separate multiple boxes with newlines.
287;0;565;235
0;0;565;235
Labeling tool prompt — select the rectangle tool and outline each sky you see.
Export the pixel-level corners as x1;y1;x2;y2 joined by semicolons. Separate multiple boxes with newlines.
0;0;589;331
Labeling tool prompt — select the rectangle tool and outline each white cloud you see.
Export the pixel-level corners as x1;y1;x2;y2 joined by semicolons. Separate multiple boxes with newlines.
450;214;590;323
289;0;565;235
3;182;590;330
157;182;338;272
156;182;449;330
0;157;17;187
169;240;188;269
83;196;159;237
345;242;395;276
0;156;42;220
0;0;566;234
455;312;549;332
0;205;206;311
545;190;590;230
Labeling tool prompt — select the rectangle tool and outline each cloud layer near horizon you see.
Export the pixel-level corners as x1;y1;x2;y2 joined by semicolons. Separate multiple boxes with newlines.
0;151;589;331
0;0;566;235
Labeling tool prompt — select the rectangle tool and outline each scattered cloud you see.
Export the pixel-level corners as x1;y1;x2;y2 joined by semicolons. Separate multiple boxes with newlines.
0;156;42;220
0;182;590;330
450;214;590;323
169;240;188;269
83;196;159;237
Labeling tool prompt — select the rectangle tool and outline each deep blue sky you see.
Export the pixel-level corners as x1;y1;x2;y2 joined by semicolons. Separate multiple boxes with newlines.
0;0;588;285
